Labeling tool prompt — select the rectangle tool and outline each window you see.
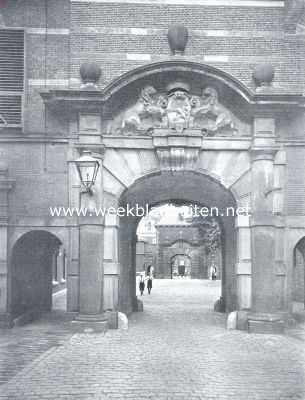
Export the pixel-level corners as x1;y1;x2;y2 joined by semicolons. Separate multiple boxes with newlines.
62;250;67;282
0;29;24;128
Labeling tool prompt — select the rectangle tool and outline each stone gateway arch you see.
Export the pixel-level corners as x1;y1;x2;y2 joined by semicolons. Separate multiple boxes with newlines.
1;60;304;333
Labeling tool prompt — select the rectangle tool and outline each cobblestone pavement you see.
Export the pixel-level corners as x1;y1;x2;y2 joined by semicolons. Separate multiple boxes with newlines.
0;280;305;400
0;290;73;385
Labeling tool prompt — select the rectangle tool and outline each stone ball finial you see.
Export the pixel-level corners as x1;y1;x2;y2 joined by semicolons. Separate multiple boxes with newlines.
80;62;102;89
167;24;189;55
252;64;275;88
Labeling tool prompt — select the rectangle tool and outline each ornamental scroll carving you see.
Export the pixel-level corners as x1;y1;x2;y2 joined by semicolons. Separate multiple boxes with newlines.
0;114;7;130
112;82;239;136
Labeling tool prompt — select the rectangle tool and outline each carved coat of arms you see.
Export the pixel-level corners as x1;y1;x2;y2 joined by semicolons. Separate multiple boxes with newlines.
115;81;238;136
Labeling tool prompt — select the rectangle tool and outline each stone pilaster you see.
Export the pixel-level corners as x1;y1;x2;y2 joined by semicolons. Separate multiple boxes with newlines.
0;164;14;327
273;150;287;312
77;155;105;319
103;214;120;312
235;215;252;310
67;145;81;312
118;215;137;315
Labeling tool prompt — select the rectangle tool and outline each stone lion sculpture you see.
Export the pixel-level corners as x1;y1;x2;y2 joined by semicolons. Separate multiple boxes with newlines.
191;87;234;133
121;86;163;133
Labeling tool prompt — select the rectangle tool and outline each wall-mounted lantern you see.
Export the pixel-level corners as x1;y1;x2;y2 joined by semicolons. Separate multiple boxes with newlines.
74;150;100;195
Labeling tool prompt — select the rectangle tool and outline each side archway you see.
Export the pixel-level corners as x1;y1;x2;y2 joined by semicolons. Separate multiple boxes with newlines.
9;230;63;319
293;237;305;307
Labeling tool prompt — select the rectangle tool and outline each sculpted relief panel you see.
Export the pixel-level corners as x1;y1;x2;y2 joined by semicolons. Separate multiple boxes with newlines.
106;82;250;136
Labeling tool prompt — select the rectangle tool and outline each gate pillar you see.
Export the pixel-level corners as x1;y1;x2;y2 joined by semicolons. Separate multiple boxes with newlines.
248;117;286;333
73;112;107;330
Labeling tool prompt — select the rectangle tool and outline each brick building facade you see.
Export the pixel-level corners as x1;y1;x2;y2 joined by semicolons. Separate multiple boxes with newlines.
0;0;305;332
154;212;222;279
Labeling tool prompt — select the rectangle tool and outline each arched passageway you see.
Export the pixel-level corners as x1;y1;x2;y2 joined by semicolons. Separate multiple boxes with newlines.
293;237;305;308
10;231;64;319
118;171;236;315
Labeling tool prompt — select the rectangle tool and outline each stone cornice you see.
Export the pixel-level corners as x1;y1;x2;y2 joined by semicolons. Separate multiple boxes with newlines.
40;89;106;113
0;136;69;144
74;144;105;160
0;134;301;150
250;145;280;161
40;61;305;113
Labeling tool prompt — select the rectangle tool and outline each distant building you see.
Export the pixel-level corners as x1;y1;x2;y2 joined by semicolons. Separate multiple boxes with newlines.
136;206;222;279
154;210;221;279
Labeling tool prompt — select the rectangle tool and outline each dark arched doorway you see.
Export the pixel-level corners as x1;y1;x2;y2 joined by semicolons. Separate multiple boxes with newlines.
171;254;192;279
293;237;305;309
118;171;237;315
10;231;63;320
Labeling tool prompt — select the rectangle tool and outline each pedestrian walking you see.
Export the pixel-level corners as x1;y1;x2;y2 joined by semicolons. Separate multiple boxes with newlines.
209;264;217;280
147;264;154;277
139;274;145;296
147;275;153;294
212;265;217;281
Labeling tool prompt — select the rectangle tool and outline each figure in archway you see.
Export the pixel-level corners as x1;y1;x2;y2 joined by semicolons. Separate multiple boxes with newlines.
210;264;217;281
139;274;145;296
147;275;153;294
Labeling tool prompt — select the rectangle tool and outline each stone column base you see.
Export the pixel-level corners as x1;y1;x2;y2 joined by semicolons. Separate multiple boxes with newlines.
0;312;13;328
228;311;287;334
105;311;118;329
71;313;108;333
133;296;144;312
247;312;285;334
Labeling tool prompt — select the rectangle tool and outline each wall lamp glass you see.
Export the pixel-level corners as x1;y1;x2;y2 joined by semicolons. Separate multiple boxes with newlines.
74;150;100;195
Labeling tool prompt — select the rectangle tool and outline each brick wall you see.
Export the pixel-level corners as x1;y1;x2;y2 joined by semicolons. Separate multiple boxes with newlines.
71;3;284;30
70;2;303;92
1;0;70;134
0;142;68;219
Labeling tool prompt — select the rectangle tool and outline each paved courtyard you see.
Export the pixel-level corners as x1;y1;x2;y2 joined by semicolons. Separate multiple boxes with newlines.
0;280;304;400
